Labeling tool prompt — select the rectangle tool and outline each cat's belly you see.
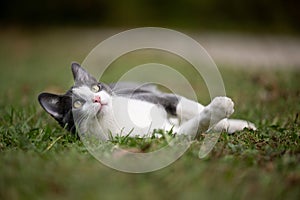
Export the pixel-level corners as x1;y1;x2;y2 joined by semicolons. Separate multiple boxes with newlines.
97;97;174;138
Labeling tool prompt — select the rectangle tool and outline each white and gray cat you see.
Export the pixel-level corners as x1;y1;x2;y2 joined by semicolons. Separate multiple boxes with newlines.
38;63;256;140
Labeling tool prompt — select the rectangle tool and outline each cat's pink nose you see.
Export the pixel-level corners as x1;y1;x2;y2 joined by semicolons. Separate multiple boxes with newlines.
93;95;101;103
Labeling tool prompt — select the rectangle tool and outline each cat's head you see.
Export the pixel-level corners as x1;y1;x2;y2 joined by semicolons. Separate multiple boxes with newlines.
38;62;112;134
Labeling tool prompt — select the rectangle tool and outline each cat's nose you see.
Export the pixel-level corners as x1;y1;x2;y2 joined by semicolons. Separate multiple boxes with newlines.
93;95;101;103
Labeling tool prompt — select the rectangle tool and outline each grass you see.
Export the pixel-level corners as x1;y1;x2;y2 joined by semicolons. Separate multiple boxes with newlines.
0;28;300;200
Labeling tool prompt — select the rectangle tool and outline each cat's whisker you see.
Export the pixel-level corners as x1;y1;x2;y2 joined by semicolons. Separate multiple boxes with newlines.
74;112;89;126
38;62;256;140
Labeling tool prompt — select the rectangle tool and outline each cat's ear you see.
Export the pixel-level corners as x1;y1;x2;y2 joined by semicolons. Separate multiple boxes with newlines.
38;93;64;119
71;62;97;85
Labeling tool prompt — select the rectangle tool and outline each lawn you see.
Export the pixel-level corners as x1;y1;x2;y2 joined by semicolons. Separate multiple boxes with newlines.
0;28;299;200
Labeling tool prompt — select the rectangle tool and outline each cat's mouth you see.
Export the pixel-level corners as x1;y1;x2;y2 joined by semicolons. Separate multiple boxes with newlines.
95;102;108;114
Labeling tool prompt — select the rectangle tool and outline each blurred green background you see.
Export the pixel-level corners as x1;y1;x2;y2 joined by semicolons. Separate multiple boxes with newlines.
1;0;299;33
1;1;300;200
0;0;299;105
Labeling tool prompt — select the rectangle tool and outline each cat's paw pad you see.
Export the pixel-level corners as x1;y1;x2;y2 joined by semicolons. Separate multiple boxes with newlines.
207;97;234;123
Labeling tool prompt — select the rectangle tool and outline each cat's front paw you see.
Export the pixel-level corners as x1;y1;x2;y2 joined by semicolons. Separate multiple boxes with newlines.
207;96;234;124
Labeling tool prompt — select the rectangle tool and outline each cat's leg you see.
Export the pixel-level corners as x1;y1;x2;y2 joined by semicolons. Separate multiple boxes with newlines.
177;97;234;136
173;96;256;134
175;96;205;122
212;118;256;134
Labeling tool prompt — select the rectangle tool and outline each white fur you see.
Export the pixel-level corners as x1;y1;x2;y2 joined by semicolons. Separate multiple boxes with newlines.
212;119;257;134
72;86;172;139
72;86;256;140
175;96;255;135
101;96;172;137
176;97;204;122
177;97;234;135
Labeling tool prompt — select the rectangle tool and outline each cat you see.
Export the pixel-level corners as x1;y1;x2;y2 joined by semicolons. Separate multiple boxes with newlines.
38;62;256;141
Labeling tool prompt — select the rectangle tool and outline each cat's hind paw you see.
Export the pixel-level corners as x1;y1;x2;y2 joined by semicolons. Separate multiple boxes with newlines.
213;119;256;134
206;97;234;125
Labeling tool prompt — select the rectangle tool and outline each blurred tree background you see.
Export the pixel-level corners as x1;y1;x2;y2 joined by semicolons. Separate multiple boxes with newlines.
0;0;299;33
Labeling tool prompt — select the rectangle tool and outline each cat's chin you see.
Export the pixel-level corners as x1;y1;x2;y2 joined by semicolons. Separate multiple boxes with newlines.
96;104;109;117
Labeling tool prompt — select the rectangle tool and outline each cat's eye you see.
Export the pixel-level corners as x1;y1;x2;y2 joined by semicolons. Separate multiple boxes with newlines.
73;100;83;108
91;85;100;93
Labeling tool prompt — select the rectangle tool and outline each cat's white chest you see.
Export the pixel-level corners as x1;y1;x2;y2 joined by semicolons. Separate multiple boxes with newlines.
97;97;171;137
